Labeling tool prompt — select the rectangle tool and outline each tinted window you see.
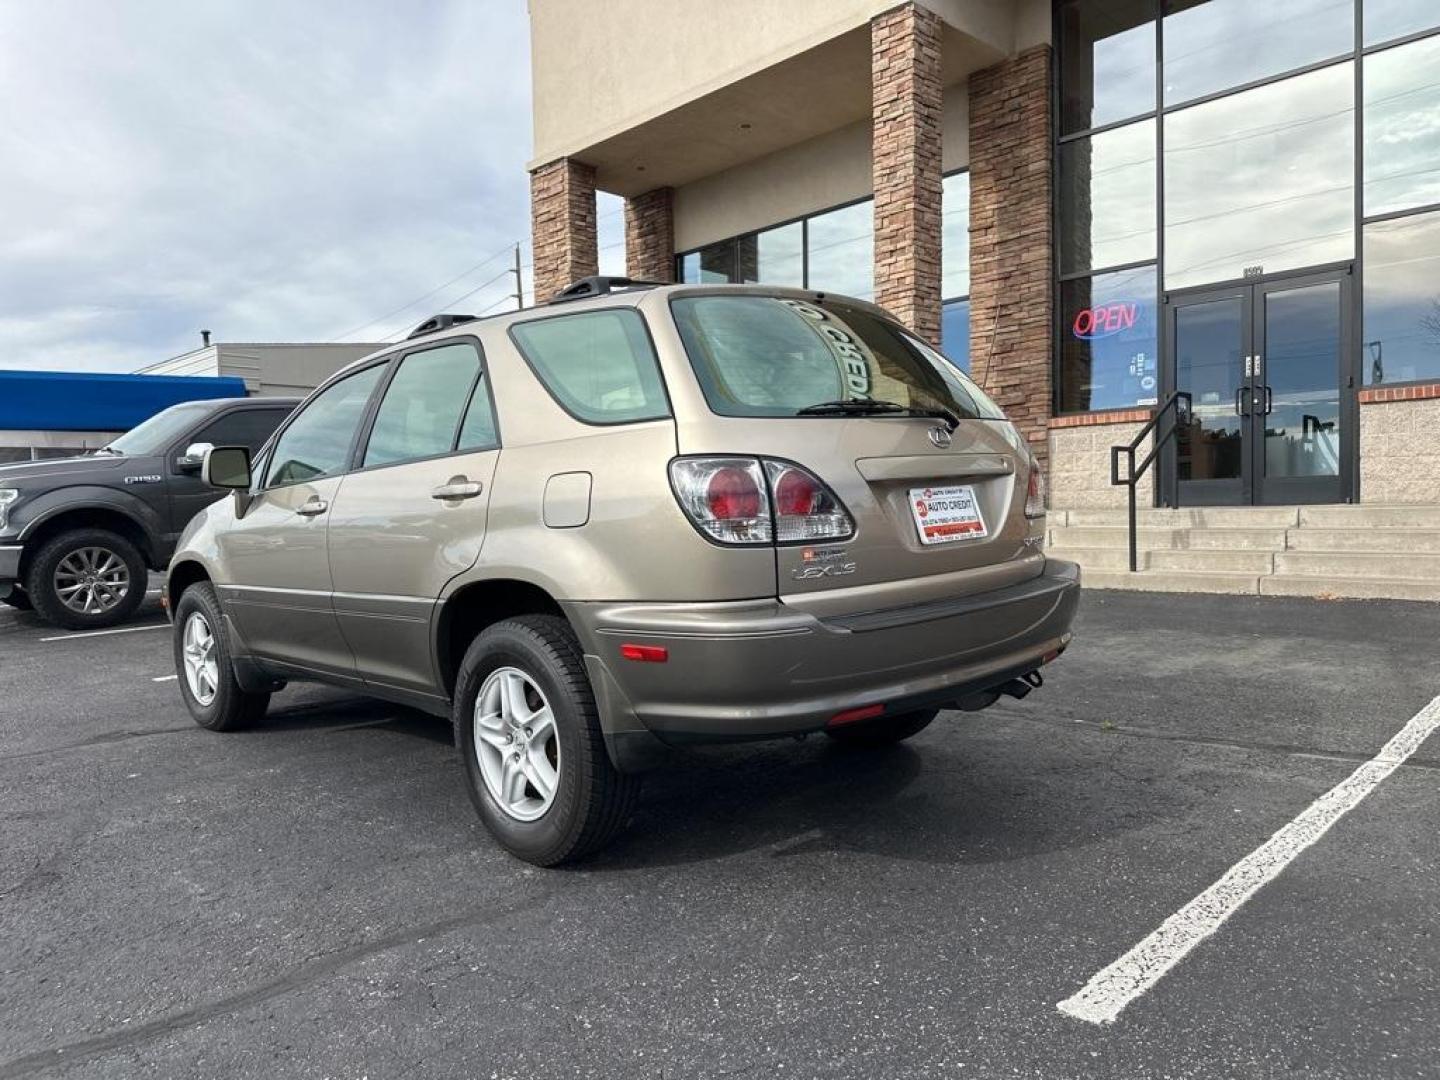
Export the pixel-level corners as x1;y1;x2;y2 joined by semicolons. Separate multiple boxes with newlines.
265;364;385;487
806;201;873;300
457;370;499;450
363;343;482;468
1363;208;1440;385
1162;0;1353;107
942;171;970;299
1163;63;1353;289
1364;35;1440;217
510;309;669;424
941;299;971;372
1059;263;1159;413
739;222;803;286
1058;0;1156;134
679;241;737;284
1060;118;1157;275
1364;0;1440;44
672;295;1005;421
191;408;290;456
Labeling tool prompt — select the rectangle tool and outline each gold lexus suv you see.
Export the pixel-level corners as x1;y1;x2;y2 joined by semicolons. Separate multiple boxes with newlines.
167;278;1080;865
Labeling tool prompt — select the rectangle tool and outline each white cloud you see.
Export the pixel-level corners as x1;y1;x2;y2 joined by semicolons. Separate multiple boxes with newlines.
0;0;537;372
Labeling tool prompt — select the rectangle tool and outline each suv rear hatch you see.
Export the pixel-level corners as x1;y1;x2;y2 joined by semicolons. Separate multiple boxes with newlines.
665;292;1044;617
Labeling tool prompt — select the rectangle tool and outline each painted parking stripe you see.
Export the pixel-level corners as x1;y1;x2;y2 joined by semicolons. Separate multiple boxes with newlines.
1058;693;1440;1026
40;623;168;643
152;674;178;683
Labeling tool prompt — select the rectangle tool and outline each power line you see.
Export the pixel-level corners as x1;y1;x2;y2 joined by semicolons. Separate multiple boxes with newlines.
375;266;517;341
331;240;522;341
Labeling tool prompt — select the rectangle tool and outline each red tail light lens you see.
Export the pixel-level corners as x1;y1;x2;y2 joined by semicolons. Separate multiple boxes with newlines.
763;461;853;543
772;467;821;516
707;466;762;520
1025;457;1046;519
669;457;854;546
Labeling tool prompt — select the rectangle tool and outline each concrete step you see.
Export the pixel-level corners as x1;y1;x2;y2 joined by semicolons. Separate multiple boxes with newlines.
1273;551;1440;579
1260;575;1440;602
1284;528;1440;553
1145;548;1275;573
1059;506;1301;528
1298;505;1440;530
1048;525;1288;550
1082;569;1262;595
1043;546;1137;571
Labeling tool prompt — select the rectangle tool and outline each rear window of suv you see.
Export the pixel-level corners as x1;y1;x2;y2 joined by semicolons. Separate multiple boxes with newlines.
509;308;669;424
671;294;1006;421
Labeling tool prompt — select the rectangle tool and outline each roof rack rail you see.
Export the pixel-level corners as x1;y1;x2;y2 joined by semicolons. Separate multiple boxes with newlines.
406;313;479;340
547;276;665;305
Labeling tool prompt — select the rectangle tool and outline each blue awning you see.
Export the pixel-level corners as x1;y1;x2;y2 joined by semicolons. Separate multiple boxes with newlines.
0;370;248;432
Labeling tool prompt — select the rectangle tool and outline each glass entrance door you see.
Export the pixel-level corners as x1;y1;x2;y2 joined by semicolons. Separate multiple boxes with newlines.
1164;271;1352;506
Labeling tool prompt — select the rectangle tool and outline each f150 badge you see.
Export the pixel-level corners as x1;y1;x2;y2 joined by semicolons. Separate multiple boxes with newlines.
123;475;162;484
792;546;857;580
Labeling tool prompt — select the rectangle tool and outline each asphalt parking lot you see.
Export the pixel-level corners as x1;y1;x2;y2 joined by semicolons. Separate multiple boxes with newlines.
2;589;1439;1079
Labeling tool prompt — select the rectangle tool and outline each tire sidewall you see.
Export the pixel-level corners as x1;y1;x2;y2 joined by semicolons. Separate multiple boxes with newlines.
455;623;589;861
173;585;239;731
27;529;147;630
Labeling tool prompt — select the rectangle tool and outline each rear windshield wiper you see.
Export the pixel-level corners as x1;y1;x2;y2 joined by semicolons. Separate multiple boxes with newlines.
796;400;959;431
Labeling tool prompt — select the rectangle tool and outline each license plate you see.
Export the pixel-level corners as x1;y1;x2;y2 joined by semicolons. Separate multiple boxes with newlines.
909;484;987;545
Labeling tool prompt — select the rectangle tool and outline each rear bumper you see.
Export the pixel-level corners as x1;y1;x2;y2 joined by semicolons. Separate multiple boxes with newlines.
567;559;1080;770
0;544;22;584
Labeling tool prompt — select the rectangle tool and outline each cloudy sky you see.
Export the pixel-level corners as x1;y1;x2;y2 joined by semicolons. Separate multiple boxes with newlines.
0;0;623;373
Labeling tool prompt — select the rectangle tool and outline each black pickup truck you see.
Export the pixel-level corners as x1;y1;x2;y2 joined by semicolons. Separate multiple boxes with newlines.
0;396;297;630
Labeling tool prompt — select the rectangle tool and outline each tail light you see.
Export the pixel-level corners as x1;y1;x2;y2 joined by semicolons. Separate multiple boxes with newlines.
669;456;853;546
1025;456;1046;519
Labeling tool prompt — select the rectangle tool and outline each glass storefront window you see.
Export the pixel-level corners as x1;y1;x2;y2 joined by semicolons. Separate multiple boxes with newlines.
1162;0;1353;108
1059;263;1159;412
1058;0;1156;134
1364;34;1440;217
1163;62;1353;289
1363;209;1440;385
941;299;971;372
942;172;970;299
679;241;737;284
739;222;803;286
806;200;873;300
1364;0;1440;45
1060;118;1157;275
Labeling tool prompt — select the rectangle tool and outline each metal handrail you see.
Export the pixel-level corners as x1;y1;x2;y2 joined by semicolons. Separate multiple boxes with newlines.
1109;391;1193;572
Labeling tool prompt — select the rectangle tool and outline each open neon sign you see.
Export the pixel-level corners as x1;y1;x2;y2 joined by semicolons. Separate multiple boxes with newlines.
1073;301;1139;340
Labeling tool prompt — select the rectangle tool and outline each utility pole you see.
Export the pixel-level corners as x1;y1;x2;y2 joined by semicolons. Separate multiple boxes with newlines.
511;243;525;311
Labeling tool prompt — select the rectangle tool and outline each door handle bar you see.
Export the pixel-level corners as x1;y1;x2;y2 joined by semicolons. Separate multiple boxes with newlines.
431;481;483;501
296;498;328;517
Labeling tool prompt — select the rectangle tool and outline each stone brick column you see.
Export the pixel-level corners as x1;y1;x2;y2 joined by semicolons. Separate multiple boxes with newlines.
968;45;1054;467
624;187;676;282
871;2;943;344
530;157;598;302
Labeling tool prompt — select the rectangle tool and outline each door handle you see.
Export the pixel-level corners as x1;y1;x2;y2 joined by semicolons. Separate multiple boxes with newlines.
1262;386;1273;415
431;480;483;501
295;497;328;517
1235;387;1251;416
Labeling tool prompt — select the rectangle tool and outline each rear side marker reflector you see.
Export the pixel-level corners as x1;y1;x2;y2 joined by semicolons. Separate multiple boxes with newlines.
828;704;884;727
620;643;669;662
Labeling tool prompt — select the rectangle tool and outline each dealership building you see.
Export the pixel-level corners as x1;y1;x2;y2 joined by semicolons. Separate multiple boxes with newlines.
526;0;1440;586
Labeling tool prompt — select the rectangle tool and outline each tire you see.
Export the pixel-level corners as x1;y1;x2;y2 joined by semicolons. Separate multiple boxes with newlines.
24;528;147;631
454;615;640;867
825;707;939;747
172;582;270;732
1;588;32;611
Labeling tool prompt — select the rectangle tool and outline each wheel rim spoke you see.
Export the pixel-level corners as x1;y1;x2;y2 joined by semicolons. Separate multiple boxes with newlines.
181;612;218;705
473;665;561;822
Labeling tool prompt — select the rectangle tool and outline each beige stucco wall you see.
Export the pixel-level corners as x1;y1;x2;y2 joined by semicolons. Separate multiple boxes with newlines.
1360;398;1440;504
1048;422;1152;510
673;84;969;252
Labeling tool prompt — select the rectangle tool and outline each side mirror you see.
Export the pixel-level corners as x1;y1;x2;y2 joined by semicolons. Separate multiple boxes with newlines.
201;446;252;490
175;442;214;473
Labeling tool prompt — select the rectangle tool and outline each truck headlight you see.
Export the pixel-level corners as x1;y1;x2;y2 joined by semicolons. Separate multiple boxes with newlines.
0;489;19;532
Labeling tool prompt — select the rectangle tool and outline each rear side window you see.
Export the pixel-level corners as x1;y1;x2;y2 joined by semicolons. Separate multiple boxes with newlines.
265;364;385;488
363;342;485;468
510;309;668;424
191;408;290;456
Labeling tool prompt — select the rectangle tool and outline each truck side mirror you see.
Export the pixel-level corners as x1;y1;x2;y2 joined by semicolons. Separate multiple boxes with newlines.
202;446;252;490
175;442;214;473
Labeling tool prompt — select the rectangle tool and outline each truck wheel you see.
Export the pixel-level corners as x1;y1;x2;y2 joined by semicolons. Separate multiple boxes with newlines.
25;529;147;631
455;615;640;867
172;582;270;732
825;707;939;747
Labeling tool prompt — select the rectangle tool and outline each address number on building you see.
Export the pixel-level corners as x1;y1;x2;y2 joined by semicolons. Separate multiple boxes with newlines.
909;484;988;545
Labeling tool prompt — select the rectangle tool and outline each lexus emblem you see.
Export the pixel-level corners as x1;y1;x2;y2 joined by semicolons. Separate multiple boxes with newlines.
927;425;952;449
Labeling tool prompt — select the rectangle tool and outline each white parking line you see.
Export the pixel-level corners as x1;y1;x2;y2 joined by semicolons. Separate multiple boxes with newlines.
1058;693;1440;1026
40;623;168;643
152;674;178;682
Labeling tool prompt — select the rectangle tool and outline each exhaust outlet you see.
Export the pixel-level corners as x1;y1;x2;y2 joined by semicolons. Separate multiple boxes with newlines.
999;670;1044;701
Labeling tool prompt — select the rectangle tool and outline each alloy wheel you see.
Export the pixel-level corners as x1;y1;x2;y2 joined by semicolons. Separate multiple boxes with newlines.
473;666;561;822
181;611;219;707
53;546;130;616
